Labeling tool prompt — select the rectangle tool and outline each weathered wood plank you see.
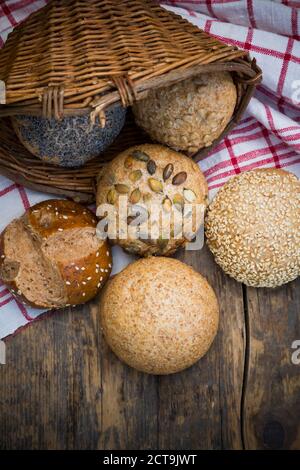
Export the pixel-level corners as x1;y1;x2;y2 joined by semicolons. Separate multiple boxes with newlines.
99;335;158;450
0;302;105;449
157;245;245;450
243;278;300;450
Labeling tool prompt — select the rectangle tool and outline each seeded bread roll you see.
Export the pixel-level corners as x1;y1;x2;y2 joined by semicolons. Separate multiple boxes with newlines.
205;169;300;288
100;257;219;374
96;144;208;257
12;104;126;167
0;200;112;308
132;72;237;154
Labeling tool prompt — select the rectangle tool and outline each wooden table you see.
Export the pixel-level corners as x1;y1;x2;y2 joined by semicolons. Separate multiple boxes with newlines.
0;245;299;450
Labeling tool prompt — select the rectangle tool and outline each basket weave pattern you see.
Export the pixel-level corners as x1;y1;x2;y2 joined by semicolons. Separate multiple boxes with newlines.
0;0;262;202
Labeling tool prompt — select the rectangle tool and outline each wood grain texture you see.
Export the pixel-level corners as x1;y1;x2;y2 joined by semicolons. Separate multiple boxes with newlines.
242;278;300;450
0;246;299;450
158;246;245;450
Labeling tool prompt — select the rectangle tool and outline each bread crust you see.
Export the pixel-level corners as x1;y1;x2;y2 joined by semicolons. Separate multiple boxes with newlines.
96;144;208;257
205;168;300;287
99;257;219;374
133;72;237;153
0;200;112;308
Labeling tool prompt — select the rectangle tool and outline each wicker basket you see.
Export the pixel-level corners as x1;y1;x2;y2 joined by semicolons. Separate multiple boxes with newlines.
0;0;262;203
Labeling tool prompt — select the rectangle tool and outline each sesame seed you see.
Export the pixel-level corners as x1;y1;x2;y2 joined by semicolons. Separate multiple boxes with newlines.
1;255;5;259
108;263;112;268
87;276;92;281
82;293;86;297
96;269;99;273
66;281;71;285
58;228;63;232
82;281;86;285
81;267;85;271
63;215;68;219
97;282;101;288
75;266;80;271
100;277;103;281
96;252;99;257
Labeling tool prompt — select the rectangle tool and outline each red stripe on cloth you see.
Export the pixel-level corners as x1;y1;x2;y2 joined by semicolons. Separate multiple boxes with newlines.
208;155;299;191
0;2;17;27
262;128;281;168
247;0;257;29
0;183;17;197
209;33;300;64
206;0;215;17
16;299;34;321
291;8;300;40
224;137;241;174
0;296;14;308
264;103;300;147
2;0;38;12
0;288;10;299
206;142;287;183
17;184;30;211
257;85;298;110
244;26;254;51
277;37;294;97
204;19;212;33
230;121;261;135
209;128;267;156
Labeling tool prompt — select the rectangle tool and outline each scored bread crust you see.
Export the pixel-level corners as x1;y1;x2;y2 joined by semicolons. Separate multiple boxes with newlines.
0;200;112;309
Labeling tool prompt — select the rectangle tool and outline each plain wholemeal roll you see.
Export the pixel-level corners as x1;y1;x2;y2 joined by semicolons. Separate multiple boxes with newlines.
132;72;236;154
205;168;300;288
96;144;208;257
99;257;219;374
0;200;112;308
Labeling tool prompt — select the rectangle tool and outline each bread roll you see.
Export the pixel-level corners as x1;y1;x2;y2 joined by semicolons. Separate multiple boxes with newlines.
0;200;112;308
205;168;300;287
133;72;236;154
99;257;219;374
12;104;126;167
96;144;208;257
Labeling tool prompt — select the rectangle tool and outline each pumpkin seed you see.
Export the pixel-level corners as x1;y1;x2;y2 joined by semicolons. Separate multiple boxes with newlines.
147;159;156;175
124;156;134;169
107;173;116;185
173;193;184;207
172;171;187;185
132;150;150;162
107;188;117;204
115;183;130;194
129;170;142;183
148;178;163;193
183;188;196;202
162;197;172;212
143;193;152;203
163;163;174;181
129;188;141;204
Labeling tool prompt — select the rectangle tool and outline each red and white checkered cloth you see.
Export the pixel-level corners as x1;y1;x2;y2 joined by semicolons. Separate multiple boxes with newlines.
0;0;299;339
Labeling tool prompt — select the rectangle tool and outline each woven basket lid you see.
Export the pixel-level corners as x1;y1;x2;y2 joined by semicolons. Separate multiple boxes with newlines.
0;0;262;203
0;0;261;122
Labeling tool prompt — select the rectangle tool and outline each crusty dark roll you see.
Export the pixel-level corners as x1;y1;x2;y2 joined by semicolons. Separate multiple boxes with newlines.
0;200;112;308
